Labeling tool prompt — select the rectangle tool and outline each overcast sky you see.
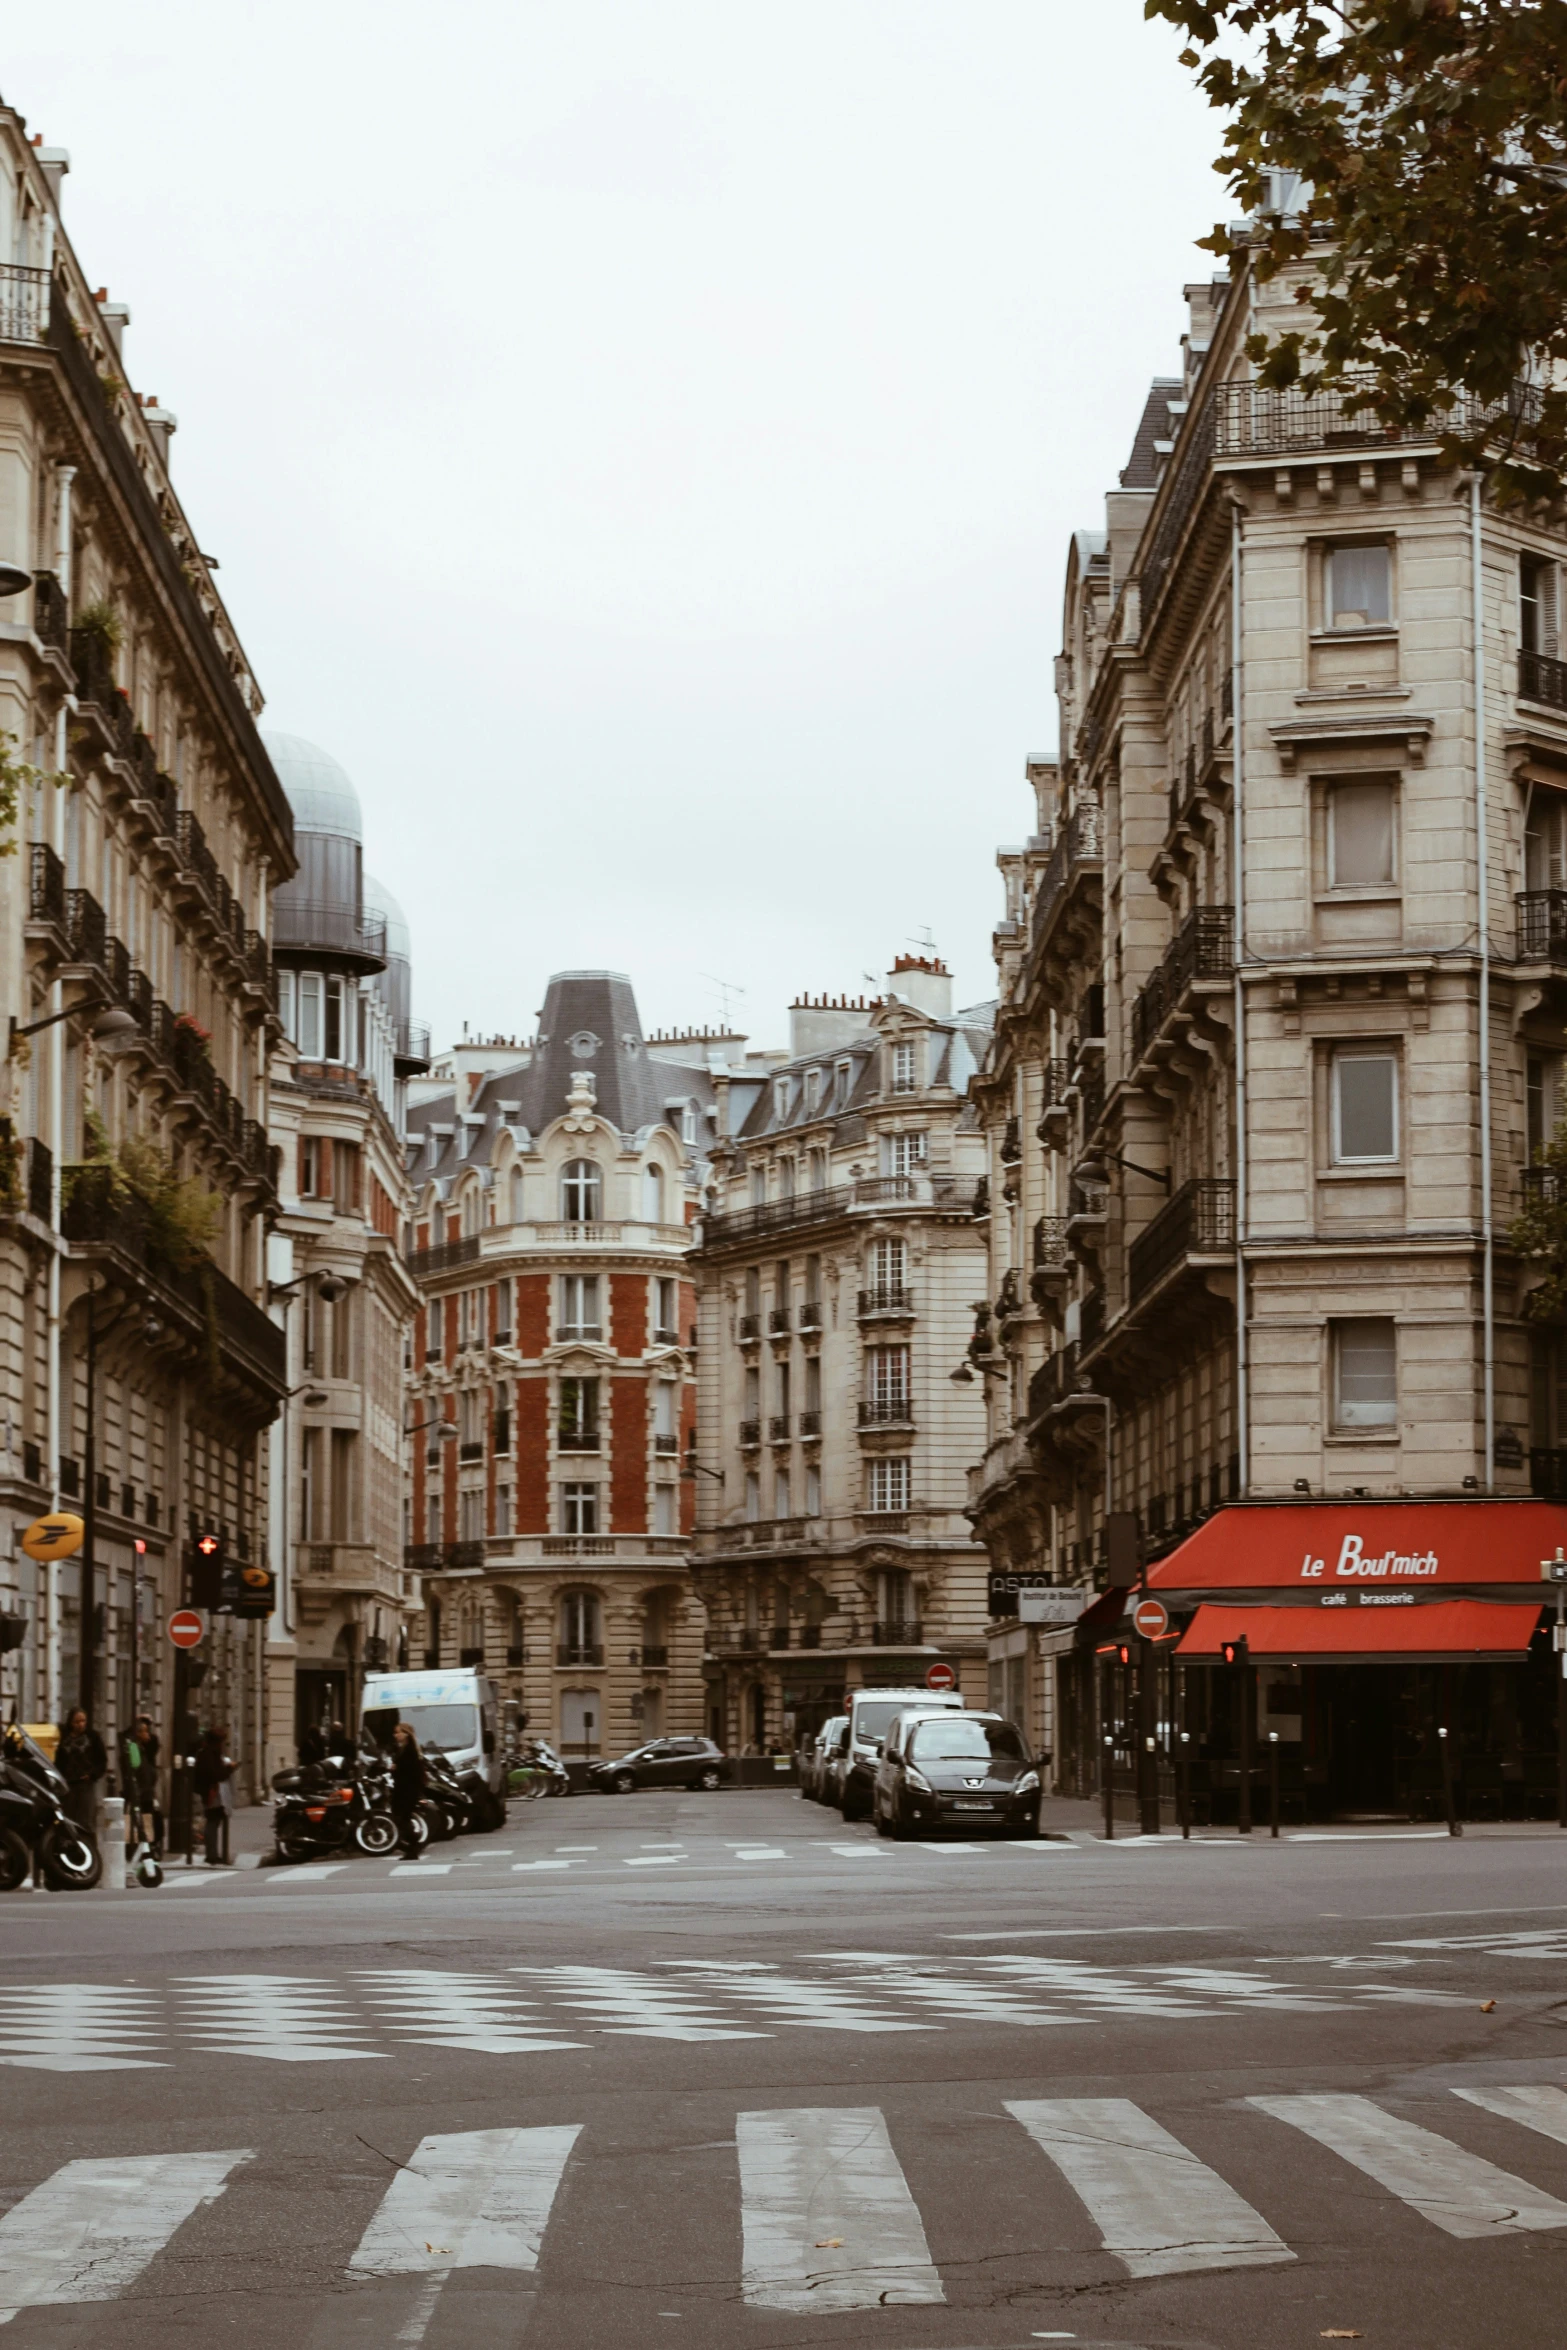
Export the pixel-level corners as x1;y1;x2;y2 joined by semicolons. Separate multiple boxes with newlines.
11;2;1221;1054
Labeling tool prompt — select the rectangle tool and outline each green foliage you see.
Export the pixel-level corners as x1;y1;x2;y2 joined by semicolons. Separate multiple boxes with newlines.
1510;1127;1567;1323
0;730;72;859
73;597;124;654
75;1116;220;1269
1146;0;1567;501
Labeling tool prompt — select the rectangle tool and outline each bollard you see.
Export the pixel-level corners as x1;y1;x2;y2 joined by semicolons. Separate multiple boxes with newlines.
99;1796;126;1890
1268;1732;1280;1840
1102;1734;1115;1841
1439;1725;1462;1837
1177;1730;1191;1840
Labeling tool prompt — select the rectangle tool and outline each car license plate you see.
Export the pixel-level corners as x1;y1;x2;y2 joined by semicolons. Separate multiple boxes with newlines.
953;1800;994;1811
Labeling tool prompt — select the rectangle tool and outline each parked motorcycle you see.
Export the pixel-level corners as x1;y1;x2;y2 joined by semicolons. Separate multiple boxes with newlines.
271;1756;416;1862
0;1726;104;1890
421;1751;475;1841
508;1739;571;1800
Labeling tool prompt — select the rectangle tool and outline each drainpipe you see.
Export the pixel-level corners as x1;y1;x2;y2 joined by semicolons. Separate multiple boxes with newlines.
1230;498;1249;1494
1472;474;1494;1490
43;466;76;1717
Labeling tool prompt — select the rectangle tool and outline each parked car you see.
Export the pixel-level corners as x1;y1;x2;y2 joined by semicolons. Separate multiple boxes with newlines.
819;1718;853;1811
872;1709;1041;1839
799;1716;848;1803
586;1736;727;1794
837;1685;966;1821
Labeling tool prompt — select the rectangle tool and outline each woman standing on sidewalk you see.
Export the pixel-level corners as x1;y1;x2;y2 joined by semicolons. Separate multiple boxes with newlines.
56;1710;107;1834
193;1727;234;1866
390;1722;426;1858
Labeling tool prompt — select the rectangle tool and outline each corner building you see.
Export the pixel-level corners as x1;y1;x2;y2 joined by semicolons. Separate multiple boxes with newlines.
0;115;291;1790
689;957;992;1752
404;974;713;1759
969;255;1567;1822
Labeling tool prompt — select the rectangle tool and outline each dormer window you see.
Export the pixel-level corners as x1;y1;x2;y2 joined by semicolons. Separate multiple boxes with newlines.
773;1077;791;1123
836;1059;852;1105
890;1040;918;1095
681;1103;697;1146
804;1069;821;1117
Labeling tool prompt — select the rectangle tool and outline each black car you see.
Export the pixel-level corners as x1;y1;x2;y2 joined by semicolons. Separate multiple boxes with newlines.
872;1710;1040;1838
586;1736;727;1794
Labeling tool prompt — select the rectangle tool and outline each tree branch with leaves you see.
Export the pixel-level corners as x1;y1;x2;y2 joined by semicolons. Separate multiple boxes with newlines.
1147;0;1567;501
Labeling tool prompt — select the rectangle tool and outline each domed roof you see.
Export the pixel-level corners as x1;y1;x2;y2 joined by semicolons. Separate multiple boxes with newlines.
363;872;409;963
262;733;363;841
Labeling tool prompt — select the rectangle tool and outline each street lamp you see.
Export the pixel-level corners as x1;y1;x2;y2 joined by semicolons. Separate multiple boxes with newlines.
0;564;33;598
9;994;139;1060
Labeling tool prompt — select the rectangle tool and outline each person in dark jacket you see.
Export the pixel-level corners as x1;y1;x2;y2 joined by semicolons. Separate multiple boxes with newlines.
118;1715;161;1855
298;1722;327;1768
323;1718;351;1769
56;1710;107;1833
390;1722;426;1857
193;1727;233;1865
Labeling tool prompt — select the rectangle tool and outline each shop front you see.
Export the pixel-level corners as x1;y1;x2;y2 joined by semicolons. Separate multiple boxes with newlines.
1076;1500;1567;1827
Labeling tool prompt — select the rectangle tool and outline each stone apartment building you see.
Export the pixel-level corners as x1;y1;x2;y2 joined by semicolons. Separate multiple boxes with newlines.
968;248;1567;1822
262;734;422;1773
689;957;992;1752
0;110;291;1786
403;974;713;1759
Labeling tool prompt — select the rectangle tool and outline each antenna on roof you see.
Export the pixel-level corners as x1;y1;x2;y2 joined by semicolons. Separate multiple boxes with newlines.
699;971;746;1031
907;925;938;955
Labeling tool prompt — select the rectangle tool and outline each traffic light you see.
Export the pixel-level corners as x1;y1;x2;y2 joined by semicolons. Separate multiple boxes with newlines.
1117;1643;1132;1666
1221;1635;1251;1668
189;1531;224;1610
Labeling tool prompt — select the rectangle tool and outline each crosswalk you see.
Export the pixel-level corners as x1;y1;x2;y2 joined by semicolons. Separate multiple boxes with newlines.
4;2089;1567;2326
0;1953;1475;2069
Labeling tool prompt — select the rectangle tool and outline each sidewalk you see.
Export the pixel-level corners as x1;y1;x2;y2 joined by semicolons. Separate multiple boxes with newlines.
1037;1792;1567;1841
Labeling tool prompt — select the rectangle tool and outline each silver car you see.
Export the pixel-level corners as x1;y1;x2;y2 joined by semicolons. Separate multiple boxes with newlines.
799;1716;847;1803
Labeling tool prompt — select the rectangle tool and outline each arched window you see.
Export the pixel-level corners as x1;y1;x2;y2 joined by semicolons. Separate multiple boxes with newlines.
461;1186;481;1237
642;1161;664;1223
509;1165;524;1224
559;1589;603;1663
561;1160;601;1222
431;1201;445;1245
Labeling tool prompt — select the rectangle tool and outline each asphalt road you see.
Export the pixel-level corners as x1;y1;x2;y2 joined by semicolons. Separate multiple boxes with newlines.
2;1790;1567;2350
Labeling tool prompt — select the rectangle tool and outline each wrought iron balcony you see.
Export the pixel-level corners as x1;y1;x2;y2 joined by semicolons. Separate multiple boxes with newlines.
799;1409;822;1437
858;1398;914;1427
270;891;388;968
404;1544;444;1572
28;842;66;934
1067;1178;1109;1224
640;1643;670;1667
1033;1216;1069;1270
0;264;47;344
1030;801;1104;957
1517;891;1567;963
739;1418;761;1447
1130;906;1235;1067
556;1642;605;1667
1521;648;1567;712
799;1298;823;1330
738;1313;762;1341
459;1439;485;1462
1079;1287;1106;1353
769;1306;791;1333
1000;1115;1022;1165
769;1415;791;1442
558;1429;600;1453
405;1232;482;1277
654;1432;680;1453
858;1285;913;1317
1531;1449;1567;1500
871;1620;923;1646
1128;1177;1237;1304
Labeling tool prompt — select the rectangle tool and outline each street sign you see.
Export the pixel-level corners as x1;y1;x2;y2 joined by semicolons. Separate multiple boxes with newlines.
167;1609;205;1650
21;1512;84;1563
925;1661;958;1692
1133;1596;1170;1640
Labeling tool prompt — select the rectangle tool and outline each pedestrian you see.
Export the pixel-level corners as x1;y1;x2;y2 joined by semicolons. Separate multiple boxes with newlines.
389;1721;425;1857
298;1720;327;1768
118;1713;161;1857
55;1709;107;1834
323;1717;351;1770
193;1726;233;1866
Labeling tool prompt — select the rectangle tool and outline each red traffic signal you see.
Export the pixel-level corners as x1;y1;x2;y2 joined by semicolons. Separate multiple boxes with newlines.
196;1533;220;1557
1221;1635;1251;1668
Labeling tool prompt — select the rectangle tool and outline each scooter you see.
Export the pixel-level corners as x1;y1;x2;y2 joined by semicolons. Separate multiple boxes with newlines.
421;1751;474;1841
0;1727;104;1890
508;1739;571;1800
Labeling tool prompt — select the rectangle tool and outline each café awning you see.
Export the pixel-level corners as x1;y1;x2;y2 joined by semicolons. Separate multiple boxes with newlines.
1146;1498;1567;1592
1176;1599;1543;1665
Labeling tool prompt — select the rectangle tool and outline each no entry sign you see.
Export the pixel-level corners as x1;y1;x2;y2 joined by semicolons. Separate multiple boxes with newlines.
1133;1596;1170;1640
925;1660;958;1692
167;1609;205;1650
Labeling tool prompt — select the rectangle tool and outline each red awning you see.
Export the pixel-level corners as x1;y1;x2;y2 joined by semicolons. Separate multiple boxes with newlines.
1146;1499;1567;1592
1176;1599;1543;1663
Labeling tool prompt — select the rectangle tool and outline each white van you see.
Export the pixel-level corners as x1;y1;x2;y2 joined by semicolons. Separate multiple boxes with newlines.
837;1684;965;1820
360;1667;505;1823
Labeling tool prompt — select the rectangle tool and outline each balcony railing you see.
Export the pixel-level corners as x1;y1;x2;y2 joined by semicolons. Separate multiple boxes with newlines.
1030;801;1104;956
1210;371;1534;463
738;1313;762;1340
799;1409;822;1437
65;888;106;973
799;1297;823;1330
1128;1177;1237;1304
404;1544;443;1571
739;1418;761;1447
1517;891;1567;963
858;1285;913;1316
1079;1288;1106;1352
28;842;66;934
31;571;68;657
270;893;388;965
640;1644;670;1667
700;1174;979;1245
870;1620;923;1646
559;1430;600;1453
1521;1166;1565;1210
1130;906;1235;1066
60;1163;285;1396
26;1137;51;1224
1000;1115;1022;1165
405;1233;483;1276
458;1439;485;1462
0;264;48;344
769;1415;791;1441
654;1432;680;1454
1037;1059;1071;1125
859;1398;913;1427
1067;1178;1109;1224
557;1642;605;1667
769;1306;791;1333
395;1018;432;1069
1521;648;1567;712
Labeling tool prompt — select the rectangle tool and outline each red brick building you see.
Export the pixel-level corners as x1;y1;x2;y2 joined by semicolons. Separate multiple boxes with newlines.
404;972;716;1757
